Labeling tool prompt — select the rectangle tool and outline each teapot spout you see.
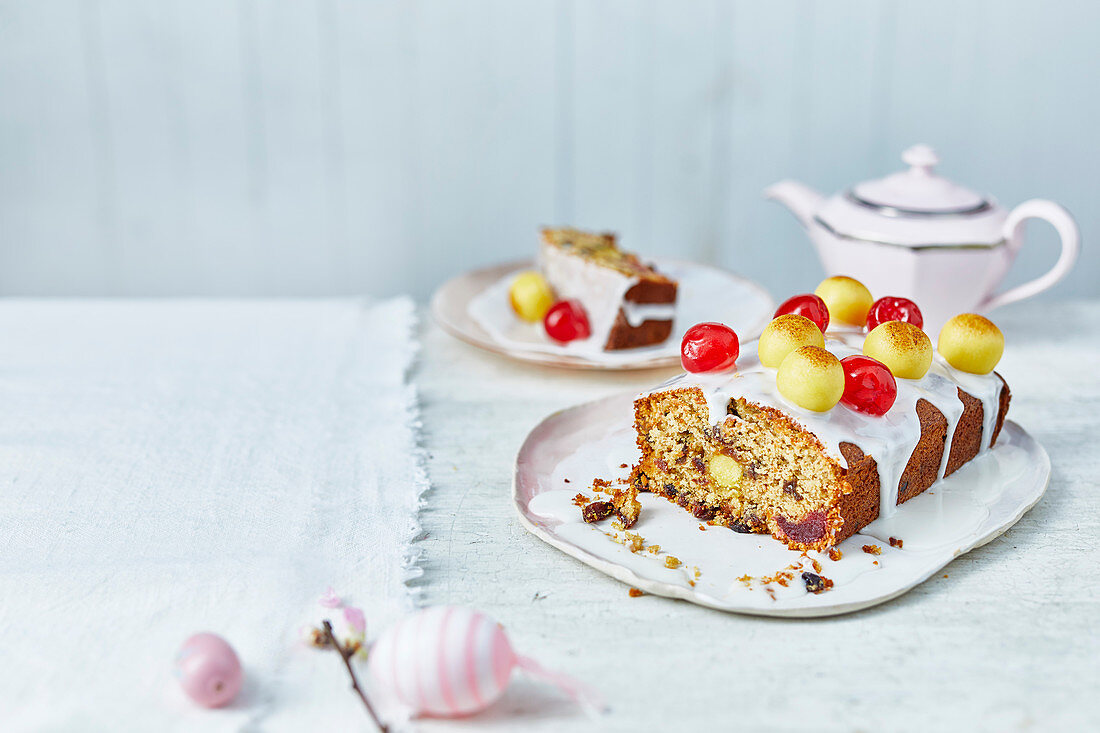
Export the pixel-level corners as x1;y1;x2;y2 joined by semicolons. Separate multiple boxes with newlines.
764;180;824;230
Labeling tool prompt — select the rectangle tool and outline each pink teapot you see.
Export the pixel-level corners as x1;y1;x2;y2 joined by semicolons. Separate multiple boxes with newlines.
766;144;1080;332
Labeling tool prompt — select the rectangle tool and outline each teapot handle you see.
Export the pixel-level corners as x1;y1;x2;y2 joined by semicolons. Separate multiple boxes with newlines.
979;199;1080;311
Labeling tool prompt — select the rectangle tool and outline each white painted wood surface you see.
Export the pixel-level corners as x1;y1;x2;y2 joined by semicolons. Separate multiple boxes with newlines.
1;1;1098;301
413;300;1098;731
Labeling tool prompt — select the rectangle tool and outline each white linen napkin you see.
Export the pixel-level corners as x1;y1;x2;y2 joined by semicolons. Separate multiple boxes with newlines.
0;297;427;730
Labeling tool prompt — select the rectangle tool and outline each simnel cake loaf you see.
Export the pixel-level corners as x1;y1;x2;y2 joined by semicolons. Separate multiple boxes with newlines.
538;227;678;350
596;277;1012;552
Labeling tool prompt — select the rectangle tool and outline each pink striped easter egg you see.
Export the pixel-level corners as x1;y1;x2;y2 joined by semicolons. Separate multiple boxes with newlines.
366;606;515;717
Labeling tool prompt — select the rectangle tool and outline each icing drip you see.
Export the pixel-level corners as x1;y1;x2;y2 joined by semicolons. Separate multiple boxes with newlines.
641;334;1005;520
622;301;675;328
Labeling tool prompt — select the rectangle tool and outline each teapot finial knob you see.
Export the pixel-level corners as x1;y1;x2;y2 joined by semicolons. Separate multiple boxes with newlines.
902;144;939;174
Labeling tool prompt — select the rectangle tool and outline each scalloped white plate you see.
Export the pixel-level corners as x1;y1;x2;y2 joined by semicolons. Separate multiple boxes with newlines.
431;259;774;370
513;391;1049;617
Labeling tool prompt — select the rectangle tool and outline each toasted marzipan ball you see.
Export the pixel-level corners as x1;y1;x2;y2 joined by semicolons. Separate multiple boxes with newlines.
864;321;933;379
508;270;555;322
708;454;743;490
776;345;844;412
938;314;1004;374
758;314;825;368
814;276;874;326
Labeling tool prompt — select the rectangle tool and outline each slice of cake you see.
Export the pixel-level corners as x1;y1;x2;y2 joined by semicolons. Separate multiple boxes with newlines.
614;292;1011;552
538;227;678;350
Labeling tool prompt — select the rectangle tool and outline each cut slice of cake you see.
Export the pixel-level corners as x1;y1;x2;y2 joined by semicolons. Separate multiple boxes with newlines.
538;227;678;351
627;336;1009;551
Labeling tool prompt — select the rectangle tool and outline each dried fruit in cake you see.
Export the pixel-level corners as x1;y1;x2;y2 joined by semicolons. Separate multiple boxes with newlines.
814;276;874;326
543;299;591;343
774;294;830;333
938;313;1004;375
776;345;844;412
581;500;614;523
840;355;897;416
863;320;933;379
801;572;833;594
866;296;924;331
508;270;555;322
681;322;740;373
758;314;825;368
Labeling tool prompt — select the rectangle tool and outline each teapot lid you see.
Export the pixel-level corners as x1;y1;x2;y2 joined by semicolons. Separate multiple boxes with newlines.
850;145;990;216
812;144;1006;248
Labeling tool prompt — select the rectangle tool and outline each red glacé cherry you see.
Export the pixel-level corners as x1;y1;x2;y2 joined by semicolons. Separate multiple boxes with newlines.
543;299;591;343
866;296;923;331
840;355;897;416
774;294;830;333
681;322;740;373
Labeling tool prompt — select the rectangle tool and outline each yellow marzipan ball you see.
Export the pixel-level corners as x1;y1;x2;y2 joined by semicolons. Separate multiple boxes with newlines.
708;454;743;490
864;320;933;379
938;314;1004;375
776;345;844;412
758;314;825;368
508;270;555;322
814;276;874;326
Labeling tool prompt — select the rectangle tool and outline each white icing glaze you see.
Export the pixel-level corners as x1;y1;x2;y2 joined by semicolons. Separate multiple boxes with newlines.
621;301;675;328
642;333;1005;520
537;241;675;348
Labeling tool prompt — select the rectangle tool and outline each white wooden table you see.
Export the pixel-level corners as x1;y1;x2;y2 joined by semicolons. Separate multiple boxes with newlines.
413;300;1099;732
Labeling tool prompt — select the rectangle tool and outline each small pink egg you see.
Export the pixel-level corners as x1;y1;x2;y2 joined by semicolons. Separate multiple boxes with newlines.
174;632;243;708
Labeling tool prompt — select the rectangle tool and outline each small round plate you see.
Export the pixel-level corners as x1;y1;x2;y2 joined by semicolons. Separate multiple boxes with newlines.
431;259;774;370
513;391;1050;617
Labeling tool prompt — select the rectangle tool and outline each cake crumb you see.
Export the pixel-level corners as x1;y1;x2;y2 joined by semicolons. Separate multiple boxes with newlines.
664;555;681;569
873;560;879;565
563;478;571;483
801;572;834;594
889;536;904;549
646;544;661;555
862;544;882;556
628;588;644;598
619;463;628;469
698;525;707;531
943;573;948;578
811;559;823;573
827;548;843;562
572;493;591;507
591;478;612;494
760;570;796;587
688;580;696;587
611;487;641;529
624;532;645;553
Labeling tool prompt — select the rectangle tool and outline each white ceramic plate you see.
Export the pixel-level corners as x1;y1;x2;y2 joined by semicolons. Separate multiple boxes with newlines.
431;259;774;370
513;391;1050;617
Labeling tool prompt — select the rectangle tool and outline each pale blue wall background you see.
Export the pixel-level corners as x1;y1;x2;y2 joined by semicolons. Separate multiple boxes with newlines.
1;0;1097;301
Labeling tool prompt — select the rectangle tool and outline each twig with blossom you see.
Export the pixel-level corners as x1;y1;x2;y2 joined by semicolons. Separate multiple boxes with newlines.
322;619;388;732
